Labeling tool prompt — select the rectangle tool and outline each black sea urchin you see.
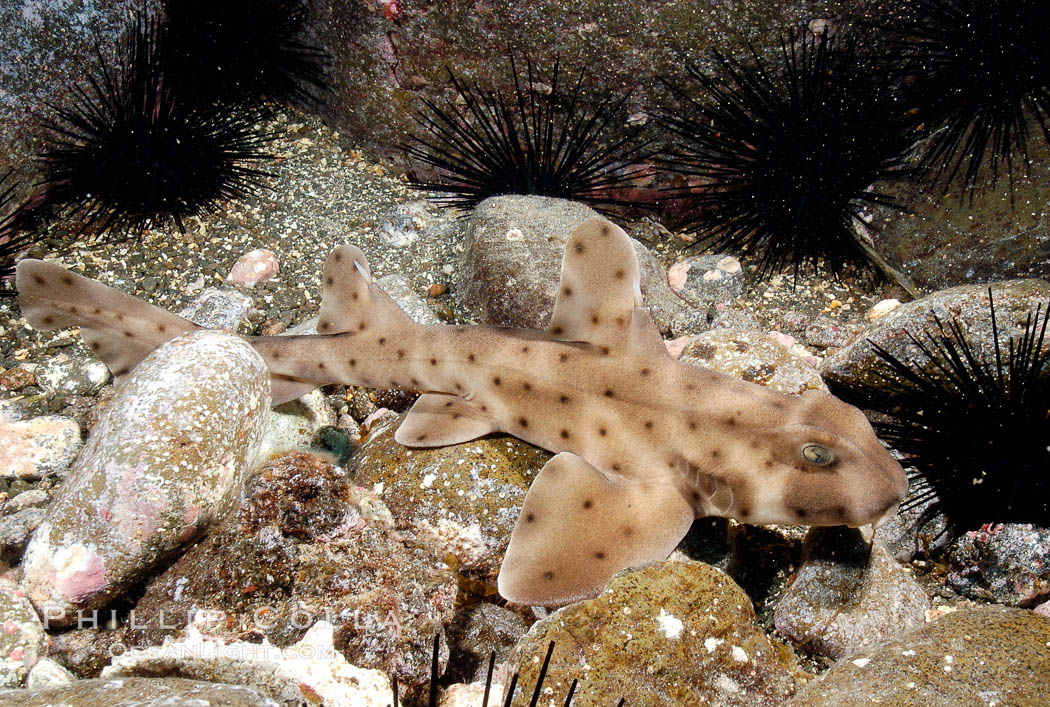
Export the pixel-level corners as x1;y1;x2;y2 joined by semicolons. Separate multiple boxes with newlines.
160;0;330;108
404;55;653;213
38;13;273;239
655;30;919;282
0;171;36;287
884;0;1050;195
833;292;1050;535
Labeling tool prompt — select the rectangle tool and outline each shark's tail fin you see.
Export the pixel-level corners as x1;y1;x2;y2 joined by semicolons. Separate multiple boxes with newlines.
16;259;200;384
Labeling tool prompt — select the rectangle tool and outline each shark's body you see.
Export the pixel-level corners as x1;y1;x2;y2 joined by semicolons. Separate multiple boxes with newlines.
17;218;908;606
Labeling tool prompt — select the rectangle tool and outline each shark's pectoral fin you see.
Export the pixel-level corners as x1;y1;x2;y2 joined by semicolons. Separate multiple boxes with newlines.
394;393;501;447
16;259;199;384
547;219;645;350
498;452;694;606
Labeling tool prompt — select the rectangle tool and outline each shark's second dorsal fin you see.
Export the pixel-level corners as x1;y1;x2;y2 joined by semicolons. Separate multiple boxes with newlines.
547;218;645;351
16;259;199;383
316;244;373;335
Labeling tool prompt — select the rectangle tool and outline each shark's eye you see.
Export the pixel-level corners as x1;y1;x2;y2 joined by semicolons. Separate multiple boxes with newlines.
801;443;834;466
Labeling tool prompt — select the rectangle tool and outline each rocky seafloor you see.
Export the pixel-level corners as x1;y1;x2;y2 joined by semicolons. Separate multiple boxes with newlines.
0;110;1048;706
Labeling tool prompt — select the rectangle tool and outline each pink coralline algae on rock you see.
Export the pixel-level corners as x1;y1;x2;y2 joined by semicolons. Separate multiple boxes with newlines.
21;331;271;627
227;248;279;286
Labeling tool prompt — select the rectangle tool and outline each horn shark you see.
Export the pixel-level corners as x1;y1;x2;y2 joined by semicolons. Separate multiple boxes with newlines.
16;217;908;606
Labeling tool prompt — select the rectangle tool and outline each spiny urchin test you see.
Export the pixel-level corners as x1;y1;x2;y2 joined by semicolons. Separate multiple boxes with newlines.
833;292;1050;535
655;29;920;281
404;54;653;214
38;13;273;239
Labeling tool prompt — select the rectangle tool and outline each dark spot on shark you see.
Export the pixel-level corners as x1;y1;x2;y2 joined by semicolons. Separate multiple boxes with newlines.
551;326;564;336
604;389;614;398
724;416;737;427
325;276;334;286
467;353;476;362
348;359;357;367
430;358;438;366
574;242;585;255
711;450;722;460
519;417;529;428
351;292;359;301
42;316;54;325
445;401;454;407
599;346;610;356
333;252;343;262
93;307;101;314
68;305;78;314
640;368;651;377
558;353;569;363
544;571;554;581
493;376;501;386
317;362;326;370
115;367;130;376
560;429;570;439
594;551;606;559
522;382;532;392
397;350;405;359
591;315;600;325
598;427;607;436
583;499;593;509
358;322;367;331
32;274;45;286
795;508;808;518
644;421;653;430
377;337;386;345
525;513;535;523
91;342;100;351
61;275;74;286
417;434;427;442
559;395;569;404
622;526;634;537
521;345;529;353
563;286;573;296
615;269;625;279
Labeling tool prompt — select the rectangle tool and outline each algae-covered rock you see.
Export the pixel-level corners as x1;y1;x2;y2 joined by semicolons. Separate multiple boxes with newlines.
506;560;801;706
125;451;457;689
773;527;930;660
0;415;81;480
821;279;1050;390
0;677;279;707
352;412;551;576
0;578;46;688
788;606;1050;706
21;331;270;626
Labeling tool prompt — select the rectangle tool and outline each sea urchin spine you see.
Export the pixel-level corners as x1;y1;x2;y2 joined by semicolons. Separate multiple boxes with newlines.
405;54;654;213
655;29;920;284
833;291;1050;535
38;12;274;240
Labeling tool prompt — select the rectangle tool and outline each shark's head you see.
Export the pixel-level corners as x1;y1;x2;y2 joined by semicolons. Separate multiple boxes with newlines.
691;388;909;529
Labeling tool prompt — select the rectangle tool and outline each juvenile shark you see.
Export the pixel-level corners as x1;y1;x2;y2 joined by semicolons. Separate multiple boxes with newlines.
16;217;908;606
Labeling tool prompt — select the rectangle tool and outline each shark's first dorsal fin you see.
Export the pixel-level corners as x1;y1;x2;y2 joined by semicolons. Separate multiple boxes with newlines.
16;259;199;383
395;393;501;447
498;452;695;606
547;219;645;351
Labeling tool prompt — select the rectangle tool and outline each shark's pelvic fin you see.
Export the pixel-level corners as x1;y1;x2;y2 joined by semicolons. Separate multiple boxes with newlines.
497;452;695;606
395;393;500;447
15;259;199;384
